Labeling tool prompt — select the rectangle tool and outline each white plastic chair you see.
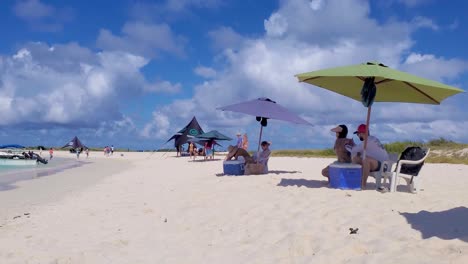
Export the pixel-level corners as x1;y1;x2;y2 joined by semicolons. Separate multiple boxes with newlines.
370;153;399;190
391;148;430;193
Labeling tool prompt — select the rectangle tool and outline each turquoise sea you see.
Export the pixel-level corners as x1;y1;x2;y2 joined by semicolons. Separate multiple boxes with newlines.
0;157;88;191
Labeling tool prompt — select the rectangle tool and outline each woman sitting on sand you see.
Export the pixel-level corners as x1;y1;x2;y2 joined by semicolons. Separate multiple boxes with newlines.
321;124;355;181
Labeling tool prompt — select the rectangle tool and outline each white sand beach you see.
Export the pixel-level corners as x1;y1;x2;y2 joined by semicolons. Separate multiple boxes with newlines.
1;151;468;263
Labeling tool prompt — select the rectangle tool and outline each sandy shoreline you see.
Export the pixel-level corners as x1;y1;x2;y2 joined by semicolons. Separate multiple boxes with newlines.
0;152;467;263
0;151;133;223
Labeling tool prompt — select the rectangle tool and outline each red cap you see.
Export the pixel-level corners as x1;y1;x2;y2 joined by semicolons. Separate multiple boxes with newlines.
353;124;367;134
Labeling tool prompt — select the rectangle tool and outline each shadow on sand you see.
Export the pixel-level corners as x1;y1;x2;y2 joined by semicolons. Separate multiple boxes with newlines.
268;170;301;175
190;158;223;162
276;178;328;188
216;170;302;177
400;206;468;242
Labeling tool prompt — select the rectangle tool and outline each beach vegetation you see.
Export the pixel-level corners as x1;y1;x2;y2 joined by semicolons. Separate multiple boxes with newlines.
271;138;468;165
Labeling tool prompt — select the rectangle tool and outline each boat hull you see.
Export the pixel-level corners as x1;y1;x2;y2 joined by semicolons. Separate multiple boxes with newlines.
0;158;37;166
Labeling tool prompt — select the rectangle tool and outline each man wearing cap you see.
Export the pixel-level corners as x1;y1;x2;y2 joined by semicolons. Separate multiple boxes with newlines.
350;124;389;187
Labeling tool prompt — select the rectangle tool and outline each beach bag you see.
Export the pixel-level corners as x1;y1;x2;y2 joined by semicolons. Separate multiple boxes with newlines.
244;163;265;175
399;147;426;176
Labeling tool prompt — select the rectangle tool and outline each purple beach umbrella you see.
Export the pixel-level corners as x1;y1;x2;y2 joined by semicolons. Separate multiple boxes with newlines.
217;97;312;154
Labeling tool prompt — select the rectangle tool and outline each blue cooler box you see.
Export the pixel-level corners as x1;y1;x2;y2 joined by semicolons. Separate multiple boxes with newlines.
223;160;245;175
329;163;362;190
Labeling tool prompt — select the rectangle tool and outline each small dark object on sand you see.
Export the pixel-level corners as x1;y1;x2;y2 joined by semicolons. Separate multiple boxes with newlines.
164;218;167;223
13;216;21;219
24;213;30;216
349;228;359;234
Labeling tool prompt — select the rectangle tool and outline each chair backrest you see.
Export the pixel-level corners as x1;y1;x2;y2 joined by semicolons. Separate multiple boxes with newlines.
399;147;430;176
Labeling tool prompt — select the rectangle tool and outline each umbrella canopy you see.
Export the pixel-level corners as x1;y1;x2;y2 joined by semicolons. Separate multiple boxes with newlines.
187;137;222;147
218;97;312;154
296;61;464;157
62;136;87;149
195;130;232;141
218;97;311;125
296;61;464;104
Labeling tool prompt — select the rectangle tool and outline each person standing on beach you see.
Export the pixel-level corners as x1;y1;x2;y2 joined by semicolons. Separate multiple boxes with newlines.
111;145;114;156
49;148;54;160
85;148;89;158
204;140;215;160
189;142;197;159
242;133;249;150
236;133;243;148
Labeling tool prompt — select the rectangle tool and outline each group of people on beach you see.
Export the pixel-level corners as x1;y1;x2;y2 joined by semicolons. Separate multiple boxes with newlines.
224;138;272;174
236;133;249;150
74;147;90;159
186;140;216;160
103;145;114;157
321;123;389;188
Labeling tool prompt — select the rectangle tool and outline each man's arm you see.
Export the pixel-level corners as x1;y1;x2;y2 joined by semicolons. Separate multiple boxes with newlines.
350;143;363;157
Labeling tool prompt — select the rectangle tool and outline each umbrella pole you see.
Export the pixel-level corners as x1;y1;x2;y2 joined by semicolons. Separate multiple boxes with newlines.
363;106;372;160
257;124;263;163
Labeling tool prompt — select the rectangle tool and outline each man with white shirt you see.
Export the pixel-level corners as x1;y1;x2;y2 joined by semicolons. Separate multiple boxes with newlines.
350;124;389;188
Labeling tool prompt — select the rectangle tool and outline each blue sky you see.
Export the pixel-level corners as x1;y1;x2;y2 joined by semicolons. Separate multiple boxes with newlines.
0;0;467;150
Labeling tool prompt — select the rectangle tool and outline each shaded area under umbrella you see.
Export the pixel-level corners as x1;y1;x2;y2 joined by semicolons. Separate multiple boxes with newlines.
187;137;223;147
217;97;312;154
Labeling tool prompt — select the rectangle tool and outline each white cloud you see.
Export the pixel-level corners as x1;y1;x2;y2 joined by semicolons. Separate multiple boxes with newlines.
14;0;53;19
264;13;288;37
397;0;433;7
143;0;468;147
97;22;186;58
208;27;244;51
164;0;222;12
194;66;217;78
13;0;74;32
411;16;439;31
309;0;324;10
141;112;172;139
0;42;179;129
402;53;467;82
144;80;182;93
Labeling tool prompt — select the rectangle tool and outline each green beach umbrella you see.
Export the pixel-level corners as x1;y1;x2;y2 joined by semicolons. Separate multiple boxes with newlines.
295;61;464;157
195;130;233;141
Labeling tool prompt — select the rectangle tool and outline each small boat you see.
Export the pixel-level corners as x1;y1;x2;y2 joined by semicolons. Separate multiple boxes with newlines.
0;144;48;166
0;155;38;166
